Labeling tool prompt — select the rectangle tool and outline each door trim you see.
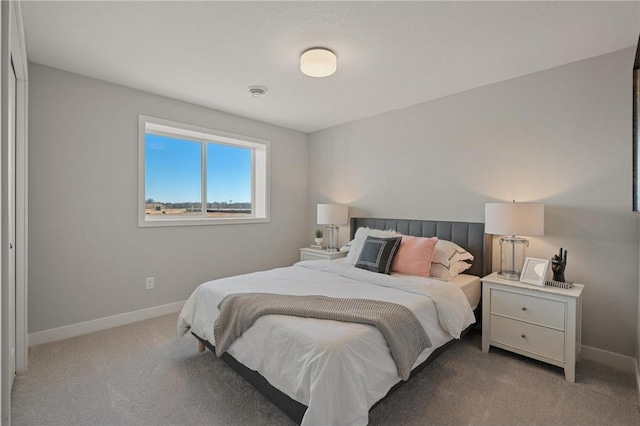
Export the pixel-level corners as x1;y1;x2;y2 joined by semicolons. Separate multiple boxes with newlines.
1;1;28;424
10;1;28;376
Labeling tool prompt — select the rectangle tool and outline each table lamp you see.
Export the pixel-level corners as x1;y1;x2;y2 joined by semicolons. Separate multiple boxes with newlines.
485;201;544;280
317;204;348;252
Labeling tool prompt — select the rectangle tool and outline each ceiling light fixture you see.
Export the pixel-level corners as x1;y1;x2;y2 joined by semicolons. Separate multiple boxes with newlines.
248;86;267;97
300;48;337;78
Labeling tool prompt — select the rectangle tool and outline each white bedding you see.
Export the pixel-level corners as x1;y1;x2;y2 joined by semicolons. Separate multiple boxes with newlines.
178;260;476;425
333;257;481;310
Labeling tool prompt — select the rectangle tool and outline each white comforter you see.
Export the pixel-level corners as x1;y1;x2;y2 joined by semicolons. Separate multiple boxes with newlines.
178;260;475;425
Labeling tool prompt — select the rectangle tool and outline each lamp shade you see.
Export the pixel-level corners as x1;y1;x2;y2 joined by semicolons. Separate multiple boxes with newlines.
485;202;544;236
300;48;337;78
317;204;348;225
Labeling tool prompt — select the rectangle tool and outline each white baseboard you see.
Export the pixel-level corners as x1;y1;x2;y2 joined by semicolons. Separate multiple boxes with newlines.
28;300;186;347
581;344;636;372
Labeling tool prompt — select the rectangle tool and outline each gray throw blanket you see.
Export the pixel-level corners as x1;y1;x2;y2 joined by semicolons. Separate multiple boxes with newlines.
213;293;432;380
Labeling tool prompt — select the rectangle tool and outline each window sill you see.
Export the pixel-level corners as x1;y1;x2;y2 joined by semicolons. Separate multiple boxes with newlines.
138;216;270;227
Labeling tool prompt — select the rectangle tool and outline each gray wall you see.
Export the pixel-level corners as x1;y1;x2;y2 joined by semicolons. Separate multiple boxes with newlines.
28;63;308;333
309;48;638;357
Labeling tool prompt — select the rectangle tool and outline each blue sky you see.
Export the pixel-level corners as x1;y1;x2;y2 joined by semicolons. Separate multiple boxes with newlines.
145;134;252;203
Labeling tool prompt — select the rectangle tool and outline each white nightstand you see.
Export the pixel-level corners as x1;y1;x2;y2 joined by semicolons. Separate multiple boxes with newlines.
481;272;584;382
299;248;348;261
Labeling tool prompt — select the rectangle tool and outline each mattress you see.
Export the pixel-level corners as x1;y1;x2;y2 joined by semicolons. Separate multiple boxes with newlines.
450;274;481;310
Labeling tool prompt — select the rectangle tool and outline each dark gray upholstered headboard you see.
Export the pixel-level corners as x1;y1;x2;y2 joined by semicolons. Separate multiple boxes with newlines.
350;217;492;278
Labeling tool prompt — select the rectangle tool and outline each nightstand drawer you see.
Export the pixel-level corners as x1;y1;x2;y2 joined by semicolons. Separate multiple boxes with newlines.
490;315;565;362
491;289;565;330
301;252;329;261
299;248;348;262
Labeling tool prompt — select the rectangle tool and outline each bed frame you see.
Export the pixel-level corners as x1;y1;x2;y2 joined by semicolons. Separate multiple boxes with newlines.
192;217;491;424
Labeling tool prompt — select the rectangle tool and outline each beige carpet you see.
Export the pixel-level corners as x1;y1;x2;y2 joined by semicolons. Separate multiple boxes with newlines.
12;313;640;425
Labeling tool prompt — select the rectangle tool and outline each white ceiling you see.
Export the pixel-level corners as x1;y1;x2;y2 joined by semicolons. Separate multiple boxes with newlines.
21;1;640;133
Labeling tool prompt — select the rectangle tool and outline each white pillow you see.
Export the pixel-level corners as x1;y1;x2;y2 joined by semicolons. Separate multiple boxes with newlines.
345;227;400;265
430;261;472;281
431;240;474;268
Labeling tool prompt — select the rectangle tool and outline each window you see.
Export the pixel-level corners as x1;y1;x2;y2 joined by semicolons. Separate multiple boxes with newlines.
138;115;269;226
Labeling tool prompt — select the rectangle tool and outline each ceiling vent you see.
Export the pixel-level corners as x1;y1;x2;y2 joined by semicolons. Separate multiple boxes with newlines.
248;86;267;97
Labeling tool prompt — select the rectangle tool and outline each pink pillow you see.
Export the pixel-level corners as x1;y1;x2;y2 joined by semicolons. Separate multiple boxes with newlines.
391;236;438;276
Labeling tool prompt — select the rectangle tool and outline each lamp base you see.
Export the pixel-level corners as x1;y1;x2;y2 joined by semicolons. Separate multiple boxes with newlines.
498;236;529;281
498;271;521;281
325;225;339;252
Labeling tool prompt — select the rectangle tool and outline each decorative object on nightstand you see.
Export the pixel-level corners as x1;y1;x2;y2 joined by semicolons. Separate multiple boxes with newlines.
551;247;568;282
485;201;544;280
545;280;574;289
317;204;348;252
481;272;584;382
314;229;324;248
299;248;348;261
519;257;549;287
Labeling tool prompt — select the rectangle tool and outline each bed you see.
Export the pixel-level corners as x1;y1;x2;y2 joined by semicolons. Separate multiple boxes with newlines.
178;217;491;425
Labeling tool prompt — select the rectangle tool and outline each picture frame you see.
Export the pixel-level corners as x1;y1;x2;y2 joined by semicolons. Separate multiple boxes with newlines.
520;257;550;286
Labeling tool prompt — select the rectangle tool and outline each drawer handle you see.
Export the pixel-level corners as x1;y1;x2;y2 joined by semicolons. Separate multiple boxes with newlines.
521;334;527;339
521;307;527;311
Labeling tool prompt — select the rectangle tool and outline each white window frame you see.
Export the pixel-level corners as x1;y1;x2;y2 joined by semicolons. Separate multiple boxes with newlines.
138;115;269;227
